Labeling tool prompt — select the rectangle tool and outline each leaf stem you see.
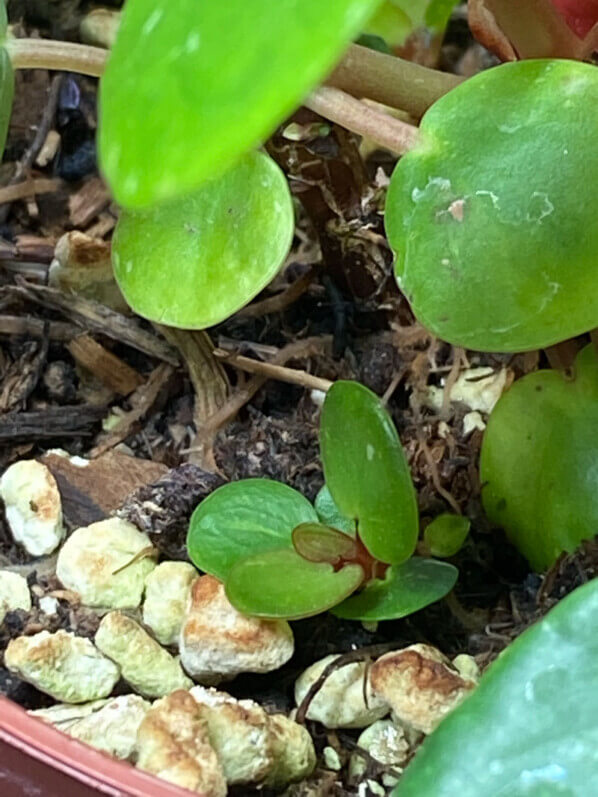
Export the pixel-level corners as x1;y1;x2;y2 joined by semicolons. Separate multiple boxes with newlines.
328;43;463;119
305;86;421;155
5;37;107;78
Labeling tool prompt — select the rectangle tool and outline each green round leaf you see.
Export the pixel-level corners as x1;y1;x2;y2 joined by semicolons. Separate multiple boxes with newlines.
332;557;457;621
314;485;357;536
99;0;382;208
393;578;598;796
111;152;293;328
187;479;318;581
292;522;358;564
424;514;470;558
481;344;598;572
320;381;418;565
386;59;598;352
226;549;364;620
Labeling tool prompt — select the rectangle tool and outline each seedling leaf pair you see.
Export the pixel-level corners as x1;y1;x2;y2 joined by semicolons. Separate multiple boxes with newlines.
188;381;457;621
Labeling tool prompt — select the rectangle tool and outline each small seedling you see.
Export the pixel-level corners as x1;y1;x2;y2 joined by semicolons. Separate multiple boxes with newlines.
481;344;598;571
422;513;471;559
187;381;458;620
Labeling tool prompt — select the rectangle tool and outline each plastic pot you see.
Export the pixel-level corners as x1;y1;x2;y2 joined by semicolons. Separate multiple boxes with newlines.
0;695;200;796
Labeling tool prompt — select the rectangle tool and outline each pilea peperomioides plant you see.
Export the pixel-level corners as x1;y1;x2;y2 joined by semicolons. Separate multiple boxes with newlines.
187;381;459;621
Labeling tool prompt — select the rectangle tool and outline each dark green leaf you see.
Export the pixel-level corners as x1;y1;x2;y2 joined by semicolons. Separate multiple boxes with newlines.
424;514;470;558
292;522;358;564
320;381;418;564
481;344;598;571
386;59;598;352
333;557;457;621
111;152;293;328
100;0;382;208
226;549;364;619
314;485;356;535
394;578;598;796
187;479;318;581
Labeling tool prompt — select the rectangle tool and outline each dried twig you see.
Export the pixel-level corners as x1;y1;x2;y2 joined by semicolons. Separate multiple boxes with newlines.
0;177;63;205
0;314;78;341
236;269;316;318
0;405;105;441
9;281;179;365
68;334;145;396
214;348;333;393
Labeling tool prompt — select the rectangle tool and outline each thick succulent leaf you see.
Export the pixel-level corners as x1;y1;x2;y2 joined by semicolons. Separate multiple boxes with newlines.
333;557;457;621
226;549;364;619
292;523;358;564
111;152;293;328
481;344;598;571
394;578;598;795
386;59;598;352
320;381;418;564
187;479;318;581
99;0;382;208
314;485;356;535
424;514;470;558
0;48;14;160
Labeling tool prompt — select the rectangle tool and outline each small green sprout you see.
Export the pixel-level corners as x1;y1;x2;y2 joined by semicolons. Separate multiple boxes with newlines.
187;381;457;621
481;344;598;571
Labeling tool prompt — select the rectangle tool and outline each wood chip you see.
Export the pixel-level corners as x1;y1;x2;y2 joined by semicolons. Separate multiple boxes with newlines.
42;450;168;528
11;282;179;365
0;405;105;442
68;334;144;396
68;176;111;228
0;315;78;342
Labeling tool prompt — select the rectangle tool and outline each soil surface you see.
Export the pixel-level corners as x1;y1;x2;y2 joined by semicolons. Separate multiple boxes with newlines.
0;3;594;796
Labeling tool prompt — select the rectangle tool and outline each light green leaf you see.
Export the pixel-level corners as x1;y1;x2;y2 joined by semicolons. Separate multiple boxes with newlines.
424;0;460;30
481;344;598;571
320;381;418;565
187;479;318;581
424;514;470;558
292;522;358;564
111;152;293;328
394;578;598;796
333;557;457;621
0;47;14;160
386;59;598;352
99;0;382;208
314;485;356;535
226;548;364;620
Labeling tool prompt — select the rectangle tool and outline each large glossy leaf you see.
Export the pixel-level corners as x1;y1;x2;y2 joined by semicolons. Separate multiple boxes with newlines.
394;578;598;795
481;345;598;571
386;59;598;352
99;0;382;208
320;381;418;565
187;479;318;581
333;557;457;621
111;152;293;328
226;548;364;620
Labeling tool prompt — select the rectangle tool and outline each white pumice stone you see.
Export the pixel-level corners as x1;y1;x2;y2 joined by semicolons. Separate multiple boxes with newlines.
190;686;273;784
180;575;294;683
135;689;227;796
5;630;120;703
56;518;156;608
295;654;388;729
38;595;59;615
0;460;64;556
349;719;409;781
189;686;316;788
263;712;317;789
370;644;478;734
142;561;197;646
67;694;150;759
95;611;192;698
0;570;31;622
30;699;111;731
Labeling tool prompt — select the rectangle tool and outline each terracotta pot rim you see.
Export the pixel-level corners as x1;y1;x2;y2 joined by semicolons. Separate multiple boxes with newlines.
0;695;203;796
